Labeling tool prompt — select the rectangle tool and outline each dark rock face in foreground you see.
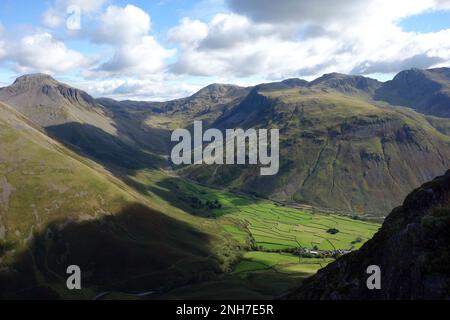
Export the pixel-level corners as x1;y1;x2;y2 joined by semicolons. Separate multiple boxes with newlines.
286;170;450;300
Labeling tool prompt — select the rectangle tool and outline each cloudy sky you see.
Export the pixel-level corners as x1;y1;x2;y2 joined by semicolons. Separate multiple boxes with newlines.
0;0;450;100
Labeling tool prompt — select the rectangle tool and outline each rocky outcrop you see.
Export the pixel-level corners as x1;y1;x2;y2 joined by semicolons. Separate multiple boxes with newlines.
286;170;450;299
375;68;450;118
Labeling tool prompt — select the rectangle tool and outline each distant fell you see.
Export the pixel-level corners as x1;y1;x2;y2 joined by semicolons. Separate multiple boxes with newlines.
0;73;115;133
375;67;450;117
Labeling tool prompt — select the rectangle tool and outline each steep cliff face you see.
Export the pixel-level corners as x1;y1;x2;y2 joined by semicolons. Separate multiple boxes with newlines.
0;74;116;133
375;68;450;118
286;170;450;300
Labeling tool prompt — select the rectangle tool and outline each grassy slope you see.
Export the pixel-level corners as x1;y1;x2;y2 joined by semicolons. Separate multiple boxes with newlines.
0;102;226;299
0;102;131;239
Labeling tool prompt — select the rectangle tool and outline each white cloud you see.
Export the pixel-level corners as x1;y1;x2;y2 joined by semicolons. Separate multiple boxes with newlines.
0;41;5;61
88;5;175;78
227;0;448;27
168;13;337;77
2;0;449;101
168;18;209;45
83;77;201;101
0;23;5;60
13;33;91;74
95;5;151;45
167;0;450;79
42;7;64;28
91;36;175;76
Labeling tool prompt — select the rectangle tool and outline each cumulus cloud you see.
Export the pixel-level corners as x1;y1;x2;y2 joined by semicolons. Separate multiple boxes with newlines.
168;13;341;77
12;33;91;74
167;18;209;45
2;0;449;101
94;5;151;45
228;0;450;27
92;36;175;76
166;0;450;79
84;77;201;101
87;5;175;78
352;54;446;75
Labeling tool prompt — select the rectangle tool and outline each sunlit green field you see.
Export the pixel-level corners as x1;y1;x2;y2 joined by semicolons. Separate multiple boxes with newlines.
233;251;333;276
112;169;381;298
219;202;378;250
133;170;380;252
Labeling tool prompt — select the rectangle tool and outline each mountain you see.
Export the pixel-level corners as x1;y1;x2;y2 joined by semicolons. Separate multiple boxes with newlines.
252;78;309;92
0;74;165;170
0;100;219;299
183;73;450;217
0;74;116;132
310;72;382;96
375;67;450;117
286;170;450;299
142;83;250;129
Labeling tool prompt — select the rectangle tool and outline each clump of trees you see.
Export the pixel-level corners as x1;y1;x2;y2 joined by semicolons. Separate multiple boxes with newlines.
187;196;222;210
327;228;340;235
206;199;222;209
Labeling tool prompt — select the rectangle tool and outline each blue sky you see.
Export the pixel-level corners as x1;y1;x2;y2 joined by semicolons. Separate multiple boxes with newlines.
0;0;450;100
400;9;450;32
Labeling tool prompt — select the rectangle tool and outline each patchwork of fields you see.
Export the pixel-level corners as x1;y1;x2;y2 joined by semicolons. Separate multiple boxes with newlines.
136;170;380;251
220;204;378;251
130;169;380;298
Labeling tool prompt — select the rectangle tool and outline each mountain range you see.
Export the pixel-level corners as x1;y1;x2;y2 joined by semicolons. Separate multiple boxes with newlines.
1;67;450;299
2;69;450;217
180;68;450;216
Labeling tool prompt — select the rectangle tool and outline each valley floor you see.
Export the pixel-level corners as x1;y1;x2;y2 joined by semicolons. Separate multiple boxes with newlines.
90;169;380;299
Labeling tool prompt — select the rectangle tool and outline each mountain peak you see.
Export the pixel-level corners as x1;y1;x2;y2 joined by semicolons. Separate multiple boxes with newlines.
191;83;249;101
0;73;110;128
311;72;378;84
195;83;244;94
253;78;308;92
13;73;58;86
310;72;382;94
375;67;450;117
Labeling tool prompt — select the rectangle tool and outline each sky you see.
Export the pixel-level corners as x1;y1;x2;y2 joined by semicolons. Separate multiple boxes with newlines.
0;0;450;101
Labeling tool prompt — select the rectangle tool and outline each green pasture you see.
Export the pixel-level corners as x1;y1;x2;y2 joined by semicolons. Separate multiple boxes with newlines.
133;170;380;252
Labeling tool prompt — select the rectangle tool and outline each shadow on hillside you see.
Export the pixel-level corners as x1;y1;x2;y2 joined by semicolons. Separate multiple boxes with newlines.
0;203;219;299
121;175;214;218
46;122;167;173
108;109;173;156
123;175;265;218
